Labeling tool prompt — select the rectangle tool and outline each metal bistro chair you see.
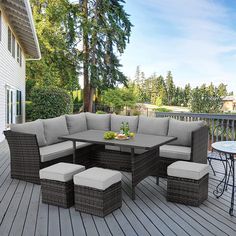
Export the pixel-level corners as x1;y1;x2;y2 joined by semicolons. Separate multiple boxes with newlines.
208;122;235;176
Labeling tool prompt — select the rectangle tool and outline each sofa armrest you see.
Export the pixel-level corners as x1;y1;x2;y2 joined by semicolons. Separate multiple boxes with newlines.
191;126;209;164
4;130;41;183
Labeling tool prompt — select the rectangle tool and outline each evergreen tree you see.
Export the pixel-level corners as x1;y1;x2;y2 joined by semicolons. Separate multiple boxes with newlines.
190;85;222;113
183;83;191;106
165;71;175;105
217;83;228;97
75;0;132;111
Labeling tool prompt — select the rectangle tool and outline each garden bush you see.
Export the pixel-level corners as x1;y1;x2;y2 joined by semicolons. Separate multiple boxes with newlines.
96;110;107;114
30;86;73;120
154;107;172;112
73;96;83;113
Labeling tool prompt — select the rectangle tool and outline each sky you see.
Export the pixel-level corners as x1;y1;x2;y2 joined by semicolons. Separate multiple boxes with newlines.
120;0;236;93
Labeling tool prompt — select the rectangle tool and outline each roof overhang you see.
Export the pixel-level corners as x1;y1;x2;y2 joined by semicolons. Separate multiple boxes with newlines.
0;0;41;60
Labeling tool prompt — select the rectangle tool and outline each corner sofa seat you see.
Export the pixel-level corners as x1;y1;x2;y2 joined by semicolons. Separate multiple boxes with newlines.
159;145;191;161
112;145;191;160
5;112;209;184
40;141;91;162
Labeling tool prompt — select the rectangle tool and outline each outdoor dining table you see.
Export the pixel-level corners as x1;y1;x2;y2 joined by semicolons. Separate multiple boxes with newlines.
212;141;236;216
60;130;176;200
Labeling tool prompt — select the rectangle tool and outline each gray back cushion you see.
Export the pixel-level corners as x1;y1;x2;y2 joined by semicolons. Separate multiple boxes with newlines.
86;113;110;131
43;116;69;145
168;119;205;146
111;114;139;132
66;113;87;134
138;116;169;136
10;120;46;147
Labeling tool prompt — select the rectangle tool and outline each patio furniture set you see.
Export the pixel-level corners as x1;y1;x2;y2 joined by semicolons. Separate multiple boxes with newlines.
4;112;210;216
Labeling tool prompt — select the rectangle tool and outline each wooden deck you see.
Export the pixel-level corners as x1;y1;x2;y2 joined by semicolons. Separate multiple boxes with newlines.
0;140;236;236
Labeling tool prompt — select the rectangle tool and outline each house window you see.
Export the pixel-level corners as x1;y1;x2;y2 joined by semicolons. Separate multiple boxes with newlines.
0;11;2;41
6;89;14;125
8;27;11;52
17;44;22;66
19;47;22;66
16;90;22;116
12;34;15;58
17;43;20;63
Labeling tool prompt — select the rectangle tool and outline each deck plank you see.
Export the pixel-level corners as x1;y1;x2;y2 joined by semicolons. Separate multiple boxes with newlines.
48;205;61;236
81;213;99;236
0;140;236;236
59;208;74;236
9;182;34;236
69;208;86;236
22;184;41;236
35;194;49;236
93;216;112;236
0;181;26;236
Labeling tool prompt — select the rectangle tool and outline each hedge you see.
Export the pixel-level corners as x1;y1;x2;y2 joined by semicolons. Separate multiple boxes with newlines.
28;86;73;120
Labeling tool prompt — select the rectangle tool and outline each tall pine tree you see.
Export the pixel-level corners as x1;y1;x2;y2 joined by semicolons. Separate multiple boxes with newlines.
75;0;132;111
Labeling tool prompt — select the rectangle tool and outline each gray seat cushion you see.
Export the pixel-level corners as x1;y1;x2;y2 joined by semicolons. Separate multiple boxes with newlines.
39;163;85;182
86;113;110;131
40;141;91;162
10;120;46;147
66;113;87;134
138;116;169;136
167;161;209;180
160;145;191;161
168;119;205;146
111;114;139;132
43;116;69;145
73;167;122;190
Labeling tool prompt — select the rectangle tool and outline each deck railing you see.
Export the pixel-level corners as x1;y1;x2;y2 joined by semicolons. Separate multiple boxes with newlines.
156;112;236;148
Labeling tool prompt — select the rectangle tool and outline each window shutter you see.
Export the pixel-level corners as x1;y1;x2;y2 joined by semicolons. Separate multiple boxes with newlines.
12;34;15;58
8;27;11;52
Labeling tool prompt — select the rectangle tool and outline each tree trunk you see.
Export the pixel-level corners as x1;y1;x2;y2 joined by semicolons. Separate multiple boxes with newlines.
82;0;91;112
89;87;95;112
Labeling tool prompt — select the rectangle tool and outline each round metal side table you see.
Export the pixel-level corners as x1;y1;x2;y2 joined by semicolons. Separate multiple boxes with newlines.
212;141;236;216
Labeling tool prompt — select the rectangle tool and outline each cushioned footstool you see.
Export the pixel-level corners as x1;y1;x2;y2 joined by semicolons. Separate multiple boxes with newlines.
73;167;122;217
40;162;85;208
167;161;209;206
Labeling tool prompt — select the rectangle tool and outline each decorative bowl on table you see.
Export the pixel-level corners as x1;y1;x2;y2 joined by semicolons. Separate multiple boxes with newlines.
115;133;130;140
104;131;135;140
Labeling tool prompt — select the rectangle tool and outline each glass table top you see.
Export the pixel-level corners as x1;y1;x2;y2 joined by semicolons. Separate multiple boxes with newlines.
212;141;236;154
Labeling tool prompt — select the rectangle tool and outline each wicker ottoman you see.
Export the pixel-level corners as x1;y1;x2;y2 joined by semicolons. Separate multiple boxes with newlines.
167;161;209;206
40;162;85;208
73;167;122;217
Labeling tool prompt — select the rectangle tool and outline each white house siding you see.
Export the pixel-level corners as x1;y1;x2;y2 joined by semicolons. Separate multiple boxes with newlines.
0;8;26;142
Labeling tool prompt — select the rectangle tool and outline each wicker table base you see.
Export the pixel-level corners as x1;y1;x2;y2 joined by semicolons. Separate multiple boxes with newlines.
74;181;122;217
88;145;159;200
167;174;209;206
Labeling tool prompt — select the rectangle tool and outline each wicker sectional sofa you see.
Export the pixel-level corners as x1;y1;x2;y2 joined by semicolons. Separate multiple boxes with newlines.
4;112;208;184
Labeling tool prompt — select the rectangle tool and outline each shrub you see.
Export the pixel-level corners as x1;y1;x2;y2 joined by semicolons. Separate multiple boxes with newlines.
96;110;107;114
25;101;33;121
132;109;141;116
155;107;172;112
30;86;73;120
73;96;83;113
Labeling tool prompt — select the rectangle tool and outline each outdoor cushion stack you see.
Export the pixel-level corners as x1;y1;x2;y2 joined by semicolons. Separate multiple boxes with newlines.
167;161;209;206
